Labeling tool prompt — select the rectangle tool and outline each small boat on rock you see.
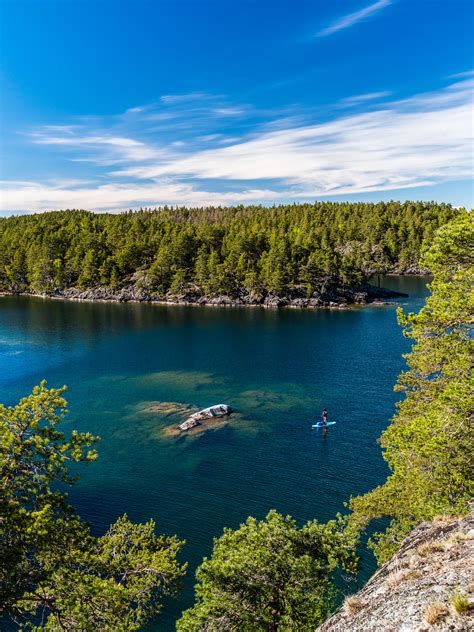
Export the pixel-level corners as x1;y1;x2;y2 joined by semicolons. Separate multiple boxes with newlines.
178;404;231;431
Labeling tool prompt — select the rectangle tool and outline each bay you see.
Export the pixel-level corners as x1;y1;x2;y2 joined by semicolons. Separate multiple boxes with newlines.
0;276;429;628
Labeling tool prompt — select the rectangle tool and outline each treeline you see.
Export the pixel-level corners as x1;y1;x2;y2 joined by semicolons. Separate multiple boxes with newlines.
0;201;459;297
1;214;472;630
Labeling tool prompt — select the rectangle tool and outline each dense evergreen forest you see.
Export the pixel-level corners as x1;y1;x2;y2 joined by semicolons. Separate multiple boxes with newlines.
0;202;459;299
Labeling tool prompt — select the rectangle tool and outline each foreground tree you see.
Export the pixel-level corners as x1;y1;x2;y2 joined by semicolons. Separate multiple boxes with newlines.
177;510;358;631
0;382;186;630
350;213;474;563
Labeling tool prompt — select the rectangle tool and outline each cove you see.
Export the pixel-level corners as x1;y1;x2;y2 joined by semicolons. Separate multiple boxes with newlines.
0;276;429;629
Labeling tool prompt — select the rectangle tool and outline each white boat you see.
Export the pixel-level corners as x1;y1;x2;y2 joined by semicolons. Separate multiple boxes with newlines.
178;404;231;431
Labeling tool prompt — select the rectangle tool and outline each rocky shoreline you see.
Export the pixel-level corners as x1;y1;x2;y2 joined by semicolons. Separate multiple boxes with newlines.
0;282;408;309
317;515;474;632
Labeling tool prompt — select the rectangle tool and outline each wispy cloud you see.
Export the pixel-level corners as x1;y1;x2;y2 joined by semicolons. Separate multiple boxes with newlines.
115;79;472;191
28;131;165;164
0;179;281;212
2;77;472;212
339;91;393;106
212;107;247;117
160;92;212;104
317;0;393;37
448;69;474;79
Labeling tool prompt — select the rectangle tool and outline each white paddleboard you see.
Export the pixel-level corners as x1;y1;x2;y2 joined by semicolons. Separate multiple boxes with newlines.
312;421;336;428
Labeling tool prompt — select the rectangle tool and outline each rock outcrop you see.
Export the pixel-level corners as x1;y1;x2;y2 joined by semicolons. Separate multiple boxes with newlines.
31;282;408;308
177;418;201;431
178;404;231;431
318;515;473;632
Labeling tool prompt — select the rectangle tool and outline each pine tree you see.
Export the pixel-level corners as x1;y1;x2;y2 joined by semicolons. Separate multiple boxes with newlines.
350;213;474;563
0;383;186;630
177;511;358;631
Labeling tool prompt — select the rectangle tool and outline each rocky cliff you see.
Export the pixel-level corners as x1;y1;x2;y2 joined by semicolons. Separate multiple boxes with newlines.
318;515;473;632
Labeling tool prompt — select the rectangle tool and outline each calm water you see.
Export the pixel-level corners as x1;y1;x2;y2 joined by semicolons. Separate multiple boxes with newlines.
0;276;429;629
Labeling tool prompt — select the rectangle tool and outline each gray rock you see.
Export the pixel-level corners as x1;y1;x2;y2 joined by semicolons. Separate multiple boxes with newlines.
178;418;200;431
317;515;474;632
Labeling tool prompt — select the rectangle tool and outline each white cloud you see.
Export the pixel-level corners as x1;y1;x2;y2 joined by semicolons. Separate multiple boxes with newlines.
2;77;472;212
339;91;393;106
448;69;474;79
114;79;473;195
144;112;180;121
212;107;247;117
317;0;392;37
40;124;78;134
0;180;281;212
29;131;167;164
160;92;211;104
197;134;223;142
31;133;143;148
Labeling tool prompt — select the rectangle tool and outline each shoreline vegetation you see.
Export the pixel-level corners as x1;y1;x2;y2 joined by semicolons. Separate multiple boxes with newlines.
0;203;457;308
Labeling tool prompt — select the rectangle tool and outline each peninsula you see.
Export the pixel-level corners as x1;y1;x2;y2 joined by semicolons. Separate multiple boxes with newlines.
0;202;456;307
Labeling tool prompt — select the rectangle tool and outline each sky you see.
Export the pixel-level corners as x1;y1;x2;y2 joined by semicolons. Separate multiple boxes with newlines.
0;0;473;214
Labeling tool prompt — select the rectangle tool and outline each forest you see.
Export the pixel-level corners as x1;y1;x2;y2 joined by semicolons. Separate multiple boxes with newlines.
0;202;459;299
2;213;472;630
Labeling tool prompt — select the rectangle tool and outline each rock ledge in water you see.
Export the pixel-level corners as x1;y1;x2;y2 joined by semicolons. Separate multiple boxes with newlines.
178;404;231;431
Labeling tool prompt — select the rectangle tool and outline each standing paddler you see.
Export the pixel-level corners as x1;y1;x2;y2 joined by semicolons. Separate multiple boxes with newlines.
321;408;328;426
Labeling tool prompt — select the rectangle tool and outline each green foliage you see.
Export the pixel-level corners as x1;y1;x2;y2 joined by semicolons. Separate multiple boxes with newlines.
0;205;470;627
0;383;186;630
177;510;359;631
0;202;459;297
350;213;474;563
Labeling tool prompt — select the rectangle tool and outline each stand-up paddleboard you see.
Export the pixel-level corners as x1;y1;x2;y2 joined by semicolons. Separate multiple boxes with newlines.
312;421;336;428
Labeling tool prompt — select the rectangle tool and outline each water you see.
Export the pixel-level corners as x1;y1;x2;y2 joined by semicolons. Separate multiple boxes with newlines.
0;276;430;628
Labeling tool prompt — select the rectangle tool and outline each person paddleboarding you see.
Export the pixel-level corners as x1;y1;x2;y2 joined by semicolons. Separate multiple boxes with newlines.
311;408;336;429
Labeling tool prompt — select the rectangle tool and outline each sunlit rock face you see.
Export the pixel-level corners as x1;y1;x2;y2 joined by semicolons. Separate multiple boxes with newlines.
317;515;474;632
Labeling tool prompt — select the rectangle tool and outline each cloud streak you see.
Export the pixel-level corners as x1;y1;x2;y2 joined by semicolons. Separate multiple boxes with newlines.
160;92;212;104
1;78;472;212
338;91;393;106
0;179;281;212
28;131;168;164
317;0;392;37
116;79;473;190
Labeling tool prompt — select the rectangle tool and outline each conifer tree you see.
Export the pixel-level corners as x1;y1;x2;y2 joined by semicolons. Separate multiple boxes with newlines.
177;511;358;631
350;213;474;563
0;383;186;630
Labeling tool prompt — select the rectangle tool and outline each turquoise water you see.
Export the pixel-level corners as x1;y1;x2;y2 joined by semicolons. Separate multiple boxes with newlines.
0;277;429;628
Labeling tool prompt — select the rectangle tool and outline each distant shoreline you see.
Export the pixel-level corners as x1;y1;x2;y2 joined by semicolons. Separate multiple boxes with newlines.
0;281;409;309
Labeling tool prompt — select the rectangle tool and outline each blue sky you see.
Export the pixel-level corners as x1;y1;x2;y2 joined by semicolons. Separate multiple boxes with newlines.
1;0;473;213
